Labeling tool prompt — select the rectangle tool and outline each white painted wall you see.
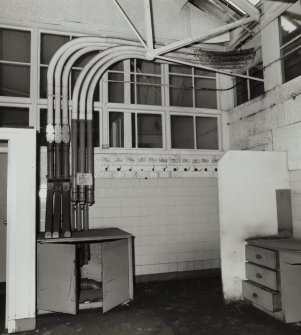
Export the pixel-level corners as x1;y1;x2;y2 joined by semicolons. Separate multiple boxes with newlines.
0;129;36;333
218;151;290;300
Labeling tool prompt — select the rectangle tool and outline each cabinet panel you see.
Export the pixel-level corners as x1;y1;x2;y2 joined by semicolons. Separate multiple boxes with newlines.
102;239;131;313
245;244;277;269
37;243;77;314
246;262;279;291
242;280;282;312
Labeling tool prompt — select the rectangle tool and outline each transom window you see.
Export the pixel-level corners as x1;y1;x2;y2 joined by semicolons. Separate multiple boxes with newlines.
169;65;217;109
0;28;31;98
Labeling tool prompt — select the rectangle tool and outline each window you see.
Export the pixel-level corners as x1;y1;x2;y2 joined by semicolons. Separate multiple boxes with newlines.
131;60;162;106
169;65;217;109
0;106;29;128
0;28;31;97
134;113;163;148
171;115;219;150
279;1;301;83
109;112;124;147
108;61;124;103
235;62;264;106
40;33;100;100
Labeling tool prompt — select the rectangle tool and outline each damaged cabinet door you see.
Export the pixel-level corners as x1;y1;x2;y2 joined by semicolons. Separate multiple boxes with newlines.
37;243;77;314
102;238;133;313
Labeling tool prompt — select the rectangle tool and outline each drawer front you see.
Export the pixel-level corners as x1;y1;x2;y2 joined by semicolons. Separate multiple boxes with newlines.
245;244;278;269
245;262;279;291
242;280;282;312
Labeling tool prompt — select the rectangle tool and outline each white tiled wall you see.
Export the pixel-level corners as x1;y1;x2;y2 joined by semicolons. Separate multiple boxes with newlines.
89;177;220;275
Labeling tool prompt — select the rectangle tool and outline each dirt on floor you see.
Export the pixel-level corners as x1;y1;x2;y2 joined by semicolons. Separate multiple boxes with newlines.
1;277;301;335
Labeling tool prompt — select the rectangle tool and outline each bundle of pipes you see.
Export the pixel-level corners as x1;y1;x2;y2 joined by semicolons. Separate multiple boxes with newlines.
44;37;146;239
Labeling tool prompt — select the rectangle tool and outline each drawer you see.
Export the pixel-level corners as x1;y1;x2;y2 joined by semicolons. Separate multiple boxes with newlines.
245;262;280;291
242;280;282;312
245;244;278;269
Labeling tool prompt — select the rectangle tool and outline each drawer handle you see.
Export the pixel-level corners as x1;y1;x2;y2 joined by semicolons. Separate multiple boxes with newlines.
252;293;258;299
256;254;262;260
256;273;262;279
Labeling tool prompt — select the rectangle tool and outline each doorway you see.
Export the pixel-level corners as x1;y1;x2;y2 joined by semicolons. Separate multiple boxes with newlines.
0;140;8;331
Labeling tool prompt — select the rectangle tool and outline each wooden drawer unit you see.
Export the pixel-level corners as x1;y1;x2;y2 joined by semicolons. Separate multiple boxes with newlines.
245;244;277;269
242;280;281;312
245;262;279;291
243;238;301;323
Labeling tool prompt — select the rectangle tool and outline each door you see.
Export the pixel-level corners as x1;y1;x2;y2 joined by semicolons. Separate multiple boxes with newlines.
102;239;131;313
37;243;78;314
0;146;8;283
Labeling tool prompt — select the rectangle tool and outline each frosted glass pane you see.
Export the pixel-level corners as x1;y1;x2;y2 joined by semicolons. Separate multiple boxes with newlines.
137;114;162;148
0;28;30;63
171;115;194;149
109;112;124;147
41;34;69;64
196;117;218;150
0;63;30;97
170;76;193;107
195;78;217;109
0;106;29;128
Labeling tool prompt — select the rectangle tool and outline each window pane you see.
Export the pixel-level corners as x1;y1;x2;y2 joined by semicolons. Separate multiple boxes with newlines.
280;1;301;46
195;69;216;77
136;84;161;105
195;78;217;109
282;37;301;82
109;112;124;147
131;113;136;148
0;63;30;97
169;65;192;75
136;60;161;75
40;67;47;99
0;28;31;63
109;61;124;72
249;63;264;99
235;77;248;106
171;115;194;149
137;114;162;148
0;106;29;128
93;111;100;147
41;33;69;65
170;76;193;107
196;117;218;150
108;72;124;103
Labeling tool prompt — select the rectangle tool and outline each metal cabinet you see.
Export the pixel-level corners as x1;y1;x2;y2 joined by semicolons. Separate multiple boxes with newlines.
37;228;133;315
243;238;301;323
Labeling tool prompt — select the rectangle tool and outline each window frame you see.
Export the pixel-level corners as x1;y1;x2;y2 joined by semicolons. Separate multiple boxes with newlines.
0;25;33;104
169;111;221;152
169;65;217;109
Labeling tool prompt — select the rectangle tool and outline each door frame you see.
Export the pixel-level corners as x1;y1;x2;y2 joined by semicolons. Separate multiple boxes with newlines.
0;128;36;333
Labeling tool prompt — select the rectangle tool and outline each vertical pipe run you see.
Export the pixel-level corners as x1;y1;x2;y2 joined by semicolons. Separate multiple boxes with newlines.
76;202;82;232
78;120;86;203
71;119;79;203
86;120;94;205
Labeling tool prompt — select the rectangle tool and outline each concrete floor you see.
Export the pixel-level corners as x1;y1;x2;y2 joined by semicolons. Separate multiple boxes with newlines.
1;277;301;334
